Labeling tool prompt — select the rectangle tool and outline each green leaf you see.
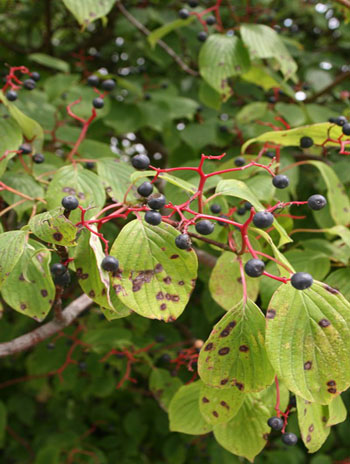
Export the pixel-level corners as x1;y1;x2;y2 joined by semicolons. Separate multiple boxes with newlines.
198;299;275;392
97;157;139;202
0;230;28;289
149;368;183;411
307;161;350;226
0;91;44;151
213;383;289;462
28;53;70;72
296;396;330;453
29;207;77;246
240;24;297;80
242;65;280;90
148;17;195;48
325;268;350;301
236;102;268;124
284;249;330;281
209;252;259;310
199;80;222;110
266;282;350;404
130;170;197;195
1;240;55;321
0;402;7;448
199;383;244;425
199;34;250;101
327;395;347;426
46;165;106;221
153;95;198;120
34;446;60;464
242;123;342;154
61;0;116;26
44;73;79;101
109;219;198;321
169;380;213;435
0;115;22;177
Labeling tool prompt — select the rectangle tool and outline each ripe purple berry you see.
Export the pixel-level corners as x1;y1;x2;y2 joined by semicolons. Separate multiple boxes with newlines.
253;211;274;229
244;259;265;277
195;220;214;235
147;193;166;210
282;433;298;446
175;233;192;250
131;154;150;170
137;181;153;197
61;196;79;211
145;210;162;226
92;97;104;109
101;256;119;272
291;272;313;290
272;174;289;189
307;194;327;210
267;416;284;431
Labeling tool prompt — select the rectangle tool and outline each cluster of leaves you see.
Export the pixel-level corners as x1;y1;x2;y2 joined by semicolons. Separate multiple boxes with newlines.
1;0;350;462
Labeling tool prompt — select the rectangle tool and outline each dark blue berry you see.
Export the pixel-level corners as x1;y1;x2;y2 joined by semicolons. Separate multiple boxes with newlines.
101;256;119;272
206;16;216;25
93;97;104;109
137;181;153;197
234;157;245;167
147;193;166;210
102;79;116;91
23;79;36;90
267;416;284;431
175;234;192;250
291;272;313;290
253;211;274;229
87;75;99;87
282;433;298;446
197;31;208;42
132;154;150;170
307;194;327;210
272;174;289;189
210;204;221;214
195;220;214;235
244;259;265;277
300;136;313;148
145;210;162;226
179;8;189;19
6;90;17;101
51;263;66;276
342;123;350;136
19;143;32;154
31;72;40;82
335;116;347;126
54;270;71;287
61;195;79;211
33;153;45;164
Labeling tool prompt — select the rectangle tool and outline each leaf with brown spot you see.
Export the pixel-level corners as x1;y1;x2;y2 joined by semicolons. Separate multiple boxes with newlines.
198;299;274;392
169;380;213;435
296;396;330;452
209;252;259;310
61;0;116;26
109;219;198;321
149;368;183;411
0;230;27;290
1;240;54;321
266;282;350;404
29;207;77;246
199;383;244;425
213;382;289;462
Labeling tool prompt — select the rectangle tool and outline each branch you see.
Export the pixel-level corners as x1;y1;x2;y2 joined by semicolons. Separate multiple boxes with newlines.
0;294;92;358
116;2;199;77
305;71;350;103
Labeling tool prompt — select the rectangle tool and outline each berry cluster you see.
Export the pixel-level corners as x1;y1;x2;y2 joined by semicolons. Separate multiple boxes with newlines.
2;66;40;102
87;73;116;109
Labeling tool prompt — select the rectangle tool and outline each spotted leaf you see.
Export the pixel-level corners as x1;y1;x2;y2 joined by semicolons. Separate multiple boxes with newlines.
198;299;274;392
0;230;28;290
296;396;330;453
29;207;77;246
109;219;198;321
149;368;183;411
265;282;350;404
1;240;54;321
213;383;289;462
169;380;213;435
199;383;244;425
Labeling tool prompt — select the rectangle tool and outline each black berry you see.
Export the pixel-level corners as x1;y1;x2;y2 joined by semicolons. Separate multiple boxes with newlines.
6;90;17;101
33;153;45;164
175;233;192;250
78;361;87;370
253;211;274;229
137;181;153;197
289;395;296;407
291;272;313;290
300;136;313;148
179;8;189;19
210;204;221;214
265;150;275;159
342;123;350;136
161;353;171;362
234;157;245;167
218;215;228;226
145;210;162;226
307;194;327;210
195;220;214;235
147;193;166;210
19;143;32;155
328;117;336;123
282;433;298;446
155;334;166;343
237;207;246;216
131;154;150;170
144;93;151;101
31;72;40;82
87;75;99;87
272;174;289;189
267;416;284;431
244;202;252;210
197;31;208;42
335;116;347;126
101;256;119;272
54;270;71;287
244;259;265;277
102;79;116;91
92;97;104;109
85;161;95;170
23;79;36;90
51;263;66;276
188;0;199;6
206;15;216;25
61;195;79;211
219;125;228;133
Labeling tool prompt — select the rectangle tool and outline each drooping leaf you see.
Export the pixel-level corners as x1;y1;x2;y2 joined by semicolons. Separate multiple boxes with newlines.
240;24;297;80
46;165;106;221
61;0;116;26
148;17;195;48
109;219;198;321
149;368;183;411
199;383;244;425
169;380;213;435
29;207;77;246
28;53;70;73
266;282;350;404
199;299;275;392
1;240;55;321
213;383;289;462
326;395;347;426
0;115;22;177
296;396;330;453
199;34;250;101
0;230;28;289
209;252;259;310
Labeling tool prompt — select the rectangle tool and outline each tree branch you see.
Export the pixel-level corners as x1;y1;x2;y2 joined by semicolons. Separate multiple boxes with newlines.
116;2;199;77
0;294;92;358
305;71;350;103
